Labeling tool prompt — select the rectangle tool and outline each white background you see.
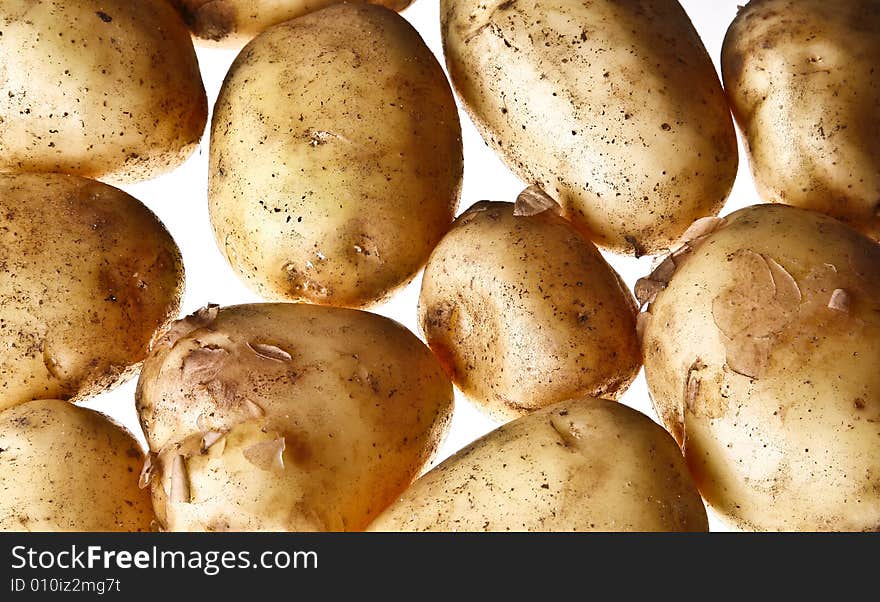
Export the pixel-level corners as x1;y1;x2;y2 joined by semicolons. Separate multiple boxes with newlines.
82;0;755;532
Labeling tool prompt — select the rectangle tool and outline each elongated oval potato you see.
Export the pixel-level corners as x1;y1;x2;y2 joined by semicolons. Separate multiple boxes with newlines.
136;303;454;531
210;4;463;308
0;173;184;412
0;399;154;532
419;197;641;420
722;0;880;241
369;397;707;532
640;204;880;531
171;0;413;48
0;0;207;183
441;0;738;256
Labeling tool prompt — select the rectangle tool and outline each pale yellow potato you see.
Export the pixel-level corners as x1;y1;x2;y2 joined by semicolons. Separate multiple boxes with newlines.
0;0;207;183
640;204;880;531
419;196;641;421
369;397;707;532
441;0;738;256
171;0;413;48
722;0;880;241
0;173;184;412
209;4;462;308
0;399;154;532
136;303;454;531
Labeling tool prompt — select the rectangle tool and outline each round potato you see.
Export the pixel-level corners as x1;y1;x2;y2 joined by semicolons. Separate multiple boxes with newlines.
369;397;708;532
419;193;641;420
639;204;880;531
440;0;738;256
136;303;454;531
722;0;880;240
0;0;207;183
209;4;462;308
0;399;154;532
171;0;413;48
0;173;184;411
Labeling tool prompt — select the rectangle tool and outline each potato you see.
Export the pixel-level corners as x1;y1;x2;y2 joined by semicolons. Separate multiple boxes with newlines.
419;192;641;420
0;399;154;532
369;397;707;532
441;0;738;256
0;173;184;412
136;303;454;531
209;4;462;308
0;0;207;183
722;0;880;241
171;0;413;48
638;205;880;530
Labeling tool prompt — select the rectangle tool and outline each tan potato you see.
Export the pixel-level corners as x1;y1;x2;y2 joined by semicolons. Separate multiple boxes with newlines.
171;0;413;48
0;173;184;412
639;204;880;531
0;0;207;183
369;397;708;532
0;399;154;532
136;303;454;531
440;0;738;256
722;0;880;240
419;193;641;420
209;4;462;308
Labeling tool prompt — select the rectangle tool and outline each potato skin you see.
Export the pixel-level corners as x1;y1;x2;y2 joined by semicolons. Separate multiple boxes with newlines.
0;400;154;532
440;0;738;256
369;397;707;532
136;303;454;531
641;204;880;531
209;4;462;308
171;0;413;48
419;201;641;420
0;0;207;183
722;0;880;240
0;173;184;412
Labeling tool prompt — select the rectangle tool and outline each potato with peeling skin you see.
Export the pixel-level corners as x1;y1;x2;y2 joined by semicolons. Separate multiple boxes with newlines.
0;0;207;183
136;303;454;531
640;204;880;531
209;4;462;308
0;173;184;412
418;192;641;420
369;398;708;532
170;0;413;48
0;400;154;532
722;0;880;240
440;0;738;256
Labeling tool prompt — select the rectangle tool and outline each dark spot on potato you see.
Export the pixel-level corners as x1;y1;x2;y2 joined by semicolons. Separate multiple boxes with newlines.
624;235;646;258
96;11;112;23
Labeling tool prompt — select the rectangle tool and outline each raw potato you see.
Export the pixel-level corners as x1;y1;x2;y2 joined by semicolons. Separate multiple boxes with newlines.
209;4;463;308
0;173;184;412
369;398;708;532
441;0;738;256
0;0;207;183
722;0;880;240
136;303;454;531
171;0;414;48
419;195;641;420
0;399;154;532
639;204;880;531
